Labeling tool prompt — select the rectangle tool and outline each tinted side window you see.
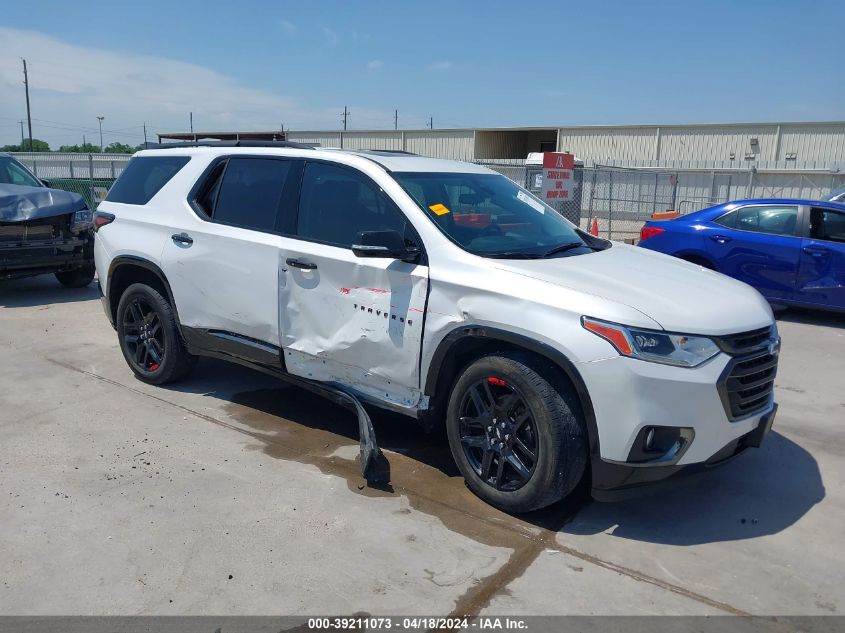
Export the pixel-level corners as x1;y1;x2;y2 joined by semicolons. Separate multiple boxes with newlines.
732;205;798;236
106;156;190;205
212;158;293;232
714;210;736;228
811;207;845;243
296;162;407;247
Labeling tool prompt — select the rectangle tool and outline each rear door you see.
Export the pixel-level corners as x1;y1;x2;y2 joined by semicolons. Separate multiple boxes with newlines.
161;156;301;352
794;206;845;310
705;204;802;300
278;160;429;408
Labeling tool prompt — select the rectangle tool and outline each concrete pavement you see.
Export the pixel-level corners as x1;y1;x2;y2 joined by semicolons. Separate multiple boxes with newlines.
1;276;842;616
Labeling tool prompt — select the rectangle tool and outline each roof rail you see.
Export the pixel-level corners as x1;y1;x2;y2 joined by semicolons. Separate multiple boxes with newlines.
141;140;316;150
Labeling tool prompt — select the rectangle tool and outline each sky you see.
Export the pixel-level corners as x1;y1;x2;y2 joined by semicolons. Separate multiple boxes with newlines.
1;0;844;148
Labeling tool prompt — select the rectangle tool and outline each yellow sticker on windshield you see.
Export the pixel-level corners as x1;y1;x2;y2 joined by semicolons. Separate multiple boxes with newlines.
429;203;450;216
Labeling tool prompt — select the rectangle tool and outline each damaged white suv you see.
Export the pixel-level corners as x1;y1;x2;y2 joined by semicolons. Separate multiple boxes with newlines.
94;143;780;512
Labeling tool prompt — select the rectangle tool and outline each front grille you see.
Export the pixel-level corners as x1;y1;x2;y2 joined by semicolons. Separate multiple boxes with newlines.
715;326;772;355
0;217;63;243
719;349;778;420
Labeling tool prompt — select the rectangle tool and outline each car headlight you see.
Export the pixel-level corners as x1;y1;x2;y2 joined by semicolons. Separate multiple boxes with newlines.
70;208;94;233
582;317;720;367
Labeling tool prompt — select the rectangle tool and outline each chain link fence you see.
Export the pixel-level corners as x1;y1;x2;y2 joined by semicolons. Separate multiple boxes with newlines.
9;152;131;209
477;161;845;241
10;153;845;242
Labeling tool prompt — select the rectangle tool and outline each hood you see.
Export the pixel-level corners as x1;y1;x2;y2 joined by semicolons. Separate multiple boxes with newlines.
491;242;773;335
0;184;87;223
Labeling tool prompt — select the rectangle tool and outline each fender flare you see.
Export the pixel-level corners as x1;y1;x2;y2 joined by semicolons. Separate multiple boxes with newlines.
423;325;600;456
106;256;180;323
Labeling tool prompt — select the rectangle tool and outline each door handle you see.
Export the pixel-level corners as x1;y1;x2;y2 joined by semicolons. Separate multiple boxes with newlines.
709;234;732;244
802;246;829;257
286;257;317;270
171;232;193;246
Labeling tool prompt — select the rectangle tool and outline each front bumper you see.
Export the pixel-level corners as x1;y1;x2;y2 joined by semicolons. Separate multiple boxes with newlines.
577;347;777;497
591;404;777;500
0;235;92;279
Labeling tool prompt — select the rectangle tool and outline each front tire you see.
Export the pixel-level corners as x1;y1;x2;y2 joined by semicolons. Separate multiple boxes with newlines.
116;283;196;385
55;264;95;288
446;352;588;513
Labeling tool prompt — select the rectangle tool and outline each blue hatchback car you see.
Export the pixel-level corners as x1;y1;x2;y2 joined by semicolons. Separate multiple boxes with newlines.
638;199;845;312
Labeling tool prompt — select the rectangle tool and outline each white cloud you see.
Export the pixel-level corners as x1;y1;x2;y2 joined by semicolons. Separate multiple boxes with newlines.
0;27;403;147
279;20;297;36
427;60;453;72
367;60;384;71
322;27;341;46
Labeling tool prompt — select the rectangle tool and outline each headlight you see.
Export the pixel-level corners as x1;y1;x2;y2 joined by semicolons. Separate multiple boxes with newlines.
70;208;94;233
582;317;720;367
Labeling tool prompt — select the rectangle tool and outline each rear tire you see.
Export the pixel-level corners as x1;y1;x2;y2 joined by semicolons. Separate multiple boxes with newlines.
446;352;588;513
116;283;196;385
55;264;95;288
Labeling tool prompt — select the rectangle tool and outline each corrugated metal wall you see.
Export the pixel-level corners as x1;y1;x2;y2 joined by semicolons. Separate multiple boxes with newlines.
286;129;474;159
658;125;777;161
779;124;845;164
288;123;845;165
404;130;474;160
285;131;343;148
557;127;658;161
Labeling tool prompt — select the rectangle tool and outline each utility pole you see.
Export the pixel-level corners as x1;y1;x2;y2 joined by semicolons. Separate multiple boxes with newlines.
22;59;33;151
190;112;193;135
97;116;105;151
143;122;148;146
19;121;24;147
341;106;349;131
394;109;398;130
428;116;433;129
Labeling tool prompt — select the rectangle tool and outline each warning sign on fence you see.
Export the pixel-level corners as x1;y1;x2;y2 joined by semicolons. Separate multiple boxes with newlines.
541;152;575;202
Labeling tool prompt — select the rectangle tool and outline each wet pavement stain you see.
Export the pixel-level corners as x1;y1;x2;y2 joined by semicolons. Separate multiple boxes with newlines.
221;383;590;617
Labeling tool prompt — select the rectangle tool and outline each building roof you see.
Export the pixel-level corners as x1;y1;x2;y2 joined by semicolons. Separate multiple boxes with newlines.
157;131;285;142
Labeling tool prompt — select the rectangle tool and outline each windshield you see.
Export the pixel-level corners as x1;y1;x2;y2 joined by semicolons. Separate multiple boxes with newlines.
394;171;607;258
825;187;845;203
0;157;42;188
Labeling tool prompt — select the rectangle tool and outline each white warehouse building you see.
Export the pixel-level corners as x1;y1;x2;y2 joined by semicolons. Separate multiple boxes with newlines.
283;121;845;170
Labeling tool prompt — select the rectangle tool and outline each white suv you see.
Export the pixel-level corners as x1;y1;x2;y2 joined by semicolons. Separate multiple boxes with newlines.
94;143;780;512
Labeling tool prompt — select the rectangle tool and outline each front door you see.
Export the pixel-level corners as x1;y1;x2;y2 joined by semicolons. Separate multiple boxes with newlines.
794;206;845;310
278;161;429;409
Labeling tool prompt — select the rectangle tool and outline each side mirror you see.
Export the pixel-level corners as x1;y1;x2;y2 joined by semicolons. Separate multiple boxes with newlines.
39;179;51;188
352;230;420;261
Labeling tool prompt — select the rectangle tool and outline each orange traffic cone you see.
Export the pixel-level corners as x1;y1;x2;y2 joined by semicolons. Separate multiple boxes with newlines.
590;218;599;236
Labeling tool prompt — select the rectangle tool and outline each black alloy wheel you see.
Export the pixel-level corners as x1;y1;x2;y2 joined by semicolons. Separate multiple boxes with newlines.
458;377;539;491
122;296;166;373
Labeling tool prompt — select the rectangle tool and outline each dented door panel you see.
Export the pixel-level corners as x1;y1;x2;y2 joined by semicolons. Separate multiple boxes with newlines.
279;240;429;409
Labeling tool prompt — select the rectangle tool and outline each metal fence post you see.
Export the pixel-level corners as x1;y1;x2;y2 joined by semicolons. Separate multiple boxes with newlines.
608;170;613;239
88;154;95;206
587;168;597;226
653;172;658;213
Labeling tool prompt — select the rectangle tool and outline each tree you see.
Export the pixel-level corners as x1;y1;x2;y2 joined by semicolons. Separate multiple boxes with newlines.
1;138;49;152
103;142;135;154
58;143;104;153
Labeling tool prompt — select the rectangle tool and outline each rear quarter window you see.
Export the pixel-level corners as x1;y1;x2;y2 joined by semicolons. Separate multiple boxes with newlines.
106;156;190;205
